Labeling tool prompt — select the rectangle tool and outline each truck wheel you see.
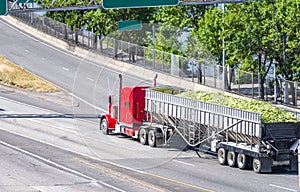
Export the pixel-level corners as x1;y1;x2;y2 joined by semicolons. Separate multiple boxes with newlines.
227;151;237;167
252;158;262;173
148;130;157;147
218;148;227;165
139;128;148;145
237;153;248;169
100;118;109;135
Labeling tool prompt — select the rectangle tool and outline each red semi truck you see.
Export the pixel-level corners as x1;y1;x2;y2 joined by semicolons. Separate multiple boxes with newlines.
99;74;152;142
99;74;300;173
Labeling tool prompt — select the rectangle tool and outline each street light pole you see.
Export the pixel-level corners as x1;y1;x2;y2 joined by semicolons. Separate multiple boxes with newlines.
222;3;227;90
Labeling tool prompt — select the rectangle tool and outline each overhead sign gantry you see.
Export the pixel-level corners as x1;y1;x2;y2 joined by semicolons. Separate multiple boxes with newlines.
102;0;179;9
2;0;248;15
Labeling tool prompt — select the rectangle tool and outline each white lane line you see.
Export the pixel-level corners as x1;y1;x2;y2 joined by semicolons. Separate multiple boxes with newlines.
62;67;69;71
173;160;195;167
69;93;107;113
25;119;78;134
269;184;297;192
0;140;126;192
86;77;94;82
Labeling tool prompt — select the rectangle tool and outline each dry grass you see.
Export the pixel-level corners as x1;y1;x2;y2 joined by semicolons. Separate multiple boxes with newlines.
0;56;60;92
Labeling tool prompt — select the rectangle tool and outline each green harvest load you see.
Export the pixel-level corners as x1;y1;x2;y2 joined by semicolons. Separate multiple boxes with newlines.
152;87;297;123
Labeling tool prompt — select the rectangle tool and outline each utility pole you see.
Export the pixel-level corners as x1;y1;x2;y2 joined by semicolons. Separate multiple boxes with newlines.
222;3;227;90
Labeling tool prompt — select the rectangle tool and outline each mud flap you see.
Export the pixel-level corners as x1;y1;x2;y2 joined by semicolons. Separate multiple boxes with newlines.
167;134;189;150
259;157;272;173
290;155;298;171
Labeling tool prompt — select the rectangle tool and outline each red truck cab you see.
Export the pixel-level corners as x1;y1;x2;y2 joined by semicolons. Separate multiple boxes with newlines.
100;85;150;138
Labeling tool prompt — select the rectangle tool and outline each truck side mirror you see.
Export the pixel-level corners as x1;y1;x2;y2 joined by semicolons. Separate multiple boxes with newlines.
109;95;112;104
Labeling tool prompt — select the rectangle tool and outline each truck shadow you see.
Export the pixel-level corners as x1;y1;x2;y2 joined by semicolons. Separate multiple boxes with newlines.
270;167;298;175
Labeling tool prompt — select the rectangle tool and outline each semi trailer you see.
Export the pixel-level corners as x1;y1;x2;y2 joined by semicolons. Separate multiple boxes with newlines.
99;74;300;173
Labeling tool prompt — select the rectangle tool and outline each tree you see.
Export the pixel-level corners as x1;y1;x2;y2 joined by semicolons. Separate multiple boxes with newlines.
228;1;279;99
275;0;300;81
193;7;223;65
152;5;209;55
152;5;208;32
194;1;282;98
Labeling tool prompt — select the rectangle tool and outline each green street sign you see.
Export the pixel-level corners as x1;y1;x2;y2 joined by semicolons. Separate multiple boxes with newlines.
0;0;7;16
103;0;179;9
118;20;142;31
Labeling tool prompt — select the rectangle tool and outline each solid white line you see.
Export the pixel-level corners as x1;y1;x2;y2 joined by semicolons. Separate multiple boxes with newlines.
62;67;69;71
25;119;78;134
86;77;94;82
269;184;297;192
69;93;108;113
173;160;195;167
0;140;126;192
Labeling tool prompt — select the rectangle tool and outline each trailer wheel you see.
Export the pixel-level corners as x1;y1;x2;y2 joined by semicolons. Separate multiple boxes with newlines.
218;148;227;165
237;153;248;169
100;118;109;135
252;158;262;173
227;151;237;167
148;130;157;147
139;128;148;145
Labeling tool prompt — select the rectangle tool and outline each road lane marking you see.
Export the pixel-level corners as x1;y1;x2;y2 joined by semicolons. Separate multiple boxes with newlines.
75;157;168;192
0;140;126;192
146;172;215;192
69;93;107;113
269;184;297;192
173;159;195;167
86;77;94;82
62;67;69;71
25;119;78;134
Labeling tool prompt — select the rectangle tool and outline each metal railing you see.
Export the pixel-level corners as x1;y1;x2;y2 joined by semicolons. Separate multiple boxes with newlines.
9;12;300;110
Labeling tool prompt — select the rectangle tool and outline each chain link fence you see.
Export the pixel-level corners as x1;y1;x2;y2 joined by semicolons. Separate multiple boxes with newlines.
9;12;300;110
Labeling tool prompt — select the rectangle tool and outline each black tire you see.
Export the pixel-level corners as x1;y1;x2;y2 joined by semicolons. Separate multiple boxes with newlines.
227;151;237;167
100;118;109;135
139;128;148;145
218;148;227;165
237;153;248;170
252;158;262;173
148;130;157;147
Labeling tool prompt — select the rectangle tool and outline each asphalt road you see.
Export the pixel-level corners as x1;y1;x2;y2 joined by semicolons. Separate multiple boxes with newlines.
0;17;298;192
